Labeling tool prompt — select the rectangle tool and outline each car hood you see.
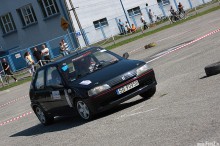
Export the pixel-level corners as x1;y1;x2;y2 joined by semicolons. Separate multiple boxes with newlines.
70;59;145;89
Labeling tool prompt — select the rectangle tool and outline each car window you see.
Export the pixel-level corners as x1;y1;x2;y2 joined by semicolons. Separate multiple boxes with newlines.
46;67;62;86
93;51;117;63
59;49;119;81
35;70;45;90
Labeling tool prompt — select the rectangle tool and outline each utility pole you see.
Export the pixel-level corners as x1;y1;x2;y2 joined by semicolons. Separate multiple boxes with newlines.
119;0;130;26
68;0;89;46
63;0;81;49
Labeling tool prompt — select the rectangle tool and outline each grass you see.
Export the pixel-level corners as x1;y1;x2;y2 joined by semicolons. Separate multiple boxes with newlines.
0;76;32;91
105;5;220;50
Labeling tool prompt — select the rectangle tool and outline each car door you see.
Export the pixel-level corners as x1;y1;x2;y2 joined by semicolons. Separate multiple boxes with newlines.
33;69;48;110
44;66;73;116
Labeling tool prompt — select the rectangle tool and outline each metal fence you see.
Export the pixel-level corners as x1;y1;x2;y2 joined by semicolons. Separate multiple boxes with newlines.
0;33;75;74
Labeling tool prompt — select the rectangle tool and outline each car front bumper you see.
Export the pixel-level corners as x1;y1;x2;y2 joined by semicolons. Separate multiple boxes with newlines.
85;69;157;113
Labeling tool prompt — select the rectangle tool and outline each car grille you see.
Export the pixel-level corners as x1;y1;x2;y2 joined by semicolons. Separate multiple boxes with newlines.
107;71;136;87
98;70;156;107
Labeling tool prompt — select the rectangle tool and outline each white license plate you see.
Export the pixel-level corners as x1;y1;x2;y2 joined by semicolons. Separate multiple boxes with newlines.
116;80;139;95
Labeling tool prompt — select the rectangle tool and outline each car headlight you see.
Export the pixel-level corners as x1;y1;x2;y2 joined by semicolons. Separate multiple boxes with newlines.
136;64;150;76
88;84;110;97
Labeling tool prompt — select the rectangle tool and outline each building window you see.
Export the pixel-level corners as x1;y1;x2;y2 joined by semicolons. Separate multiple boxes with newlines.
38;0;60;18
93;18;108;29
0;13;16;34
157;0;170;5
127;7;141;17
17;4;37;27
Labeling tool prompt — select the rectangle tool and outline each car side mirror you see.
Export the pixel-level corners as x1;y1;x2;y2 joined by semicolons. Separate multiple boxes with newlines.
122;52;129;59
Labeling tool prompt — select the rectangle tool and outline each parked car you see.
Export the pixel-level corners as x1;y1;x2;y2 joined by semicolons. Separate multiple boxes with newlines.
29;47;157;125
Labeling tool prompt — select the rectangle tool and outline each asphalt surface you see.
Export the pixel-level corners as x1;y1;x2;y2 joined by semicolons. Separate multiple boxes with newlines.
0;8;220;146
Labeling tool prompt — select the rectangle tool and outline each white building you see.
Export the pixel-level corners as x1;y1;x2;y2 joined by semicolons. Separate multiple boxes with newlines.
66;0;210;47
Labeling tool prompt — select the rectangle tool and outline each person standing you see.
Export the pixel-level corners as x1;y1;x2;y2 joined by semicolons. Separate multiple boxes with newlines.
118;19;126;35
61;39;70;54
148;9;154;23
41;44;51;64
178;2;184;14
125;21;131;33
33;47;43;66
59;42;68;56
1;58;17;83
140;14;148;30
24;52;35;75
170;6;178;22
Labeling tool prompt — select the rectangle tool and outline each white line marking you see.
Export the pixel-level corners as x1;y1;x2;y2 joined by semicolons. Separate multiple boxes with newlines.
117;105;145;119
146;28;220;64
117;108;158;119
0;111;32;126
157;31;190;42
128;31;190;54
129;105;145;113
0;95;28;109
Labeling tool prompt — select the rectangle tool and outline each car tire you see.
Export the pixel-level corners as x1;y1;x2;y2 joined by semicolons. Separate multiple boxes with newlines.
34;106;54;126
139;86;156;99
205;61;220;77
75;99;93;121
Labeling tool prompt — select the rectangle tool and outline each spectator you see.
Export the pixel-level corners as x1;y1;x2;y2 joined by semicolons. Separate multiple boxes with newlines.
148;9;154;23
1;58;17;83
59;42;69;57
131;24;137;33
125;21;131;33
178;2;184;14
41;44;51;64
118;19;126;35
140;14;148;30
61;39;70;54
24;52;35;75
33;47;43;66
170;6;178;21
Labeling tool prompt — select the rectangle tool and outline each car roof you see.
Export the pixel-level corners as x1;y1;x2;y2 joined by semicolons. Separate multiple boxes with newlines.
40;46;102;69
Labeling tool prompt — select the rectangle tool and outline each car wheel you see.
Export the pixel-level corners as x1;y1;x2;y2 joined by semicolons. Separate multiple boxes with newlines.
140;86;156;99
205;61;220;77
35;106;54;126
76;99;93;120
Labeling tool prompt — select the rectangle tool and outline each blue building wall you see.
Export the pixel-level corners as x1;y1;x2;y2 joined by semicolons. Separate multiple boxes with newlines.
0;0;78;53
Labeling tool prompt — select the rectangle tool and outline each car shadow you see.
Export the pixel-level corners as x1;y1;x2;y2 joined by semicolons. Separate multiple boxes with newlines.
199;75;209;79
93;97;147;120
10;116;85;137
199;74;220;79
10;97;148;137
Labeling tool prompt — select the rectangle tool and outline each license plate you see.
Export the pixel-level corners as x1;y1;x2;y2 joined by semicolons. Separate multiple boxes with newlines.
116;80;139;95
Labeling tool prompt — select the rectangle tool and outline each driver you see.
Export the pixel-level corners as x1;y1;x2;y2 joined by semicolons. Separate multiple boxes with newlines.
74;55;93;77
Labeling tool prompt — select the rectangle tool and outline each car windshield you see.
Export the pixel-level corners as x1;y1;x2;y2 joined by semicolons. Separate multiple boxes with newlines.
59;49;119;82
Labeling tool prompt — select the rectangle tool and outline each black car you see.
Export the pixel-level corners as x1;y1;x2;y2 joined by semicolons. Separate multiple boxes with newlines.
29;47;157;125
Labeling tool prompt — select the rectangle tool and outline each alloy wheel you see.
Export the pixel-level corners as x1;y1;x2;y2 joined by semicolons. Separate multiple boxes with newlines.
77;101;90;120
35;107;46;124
